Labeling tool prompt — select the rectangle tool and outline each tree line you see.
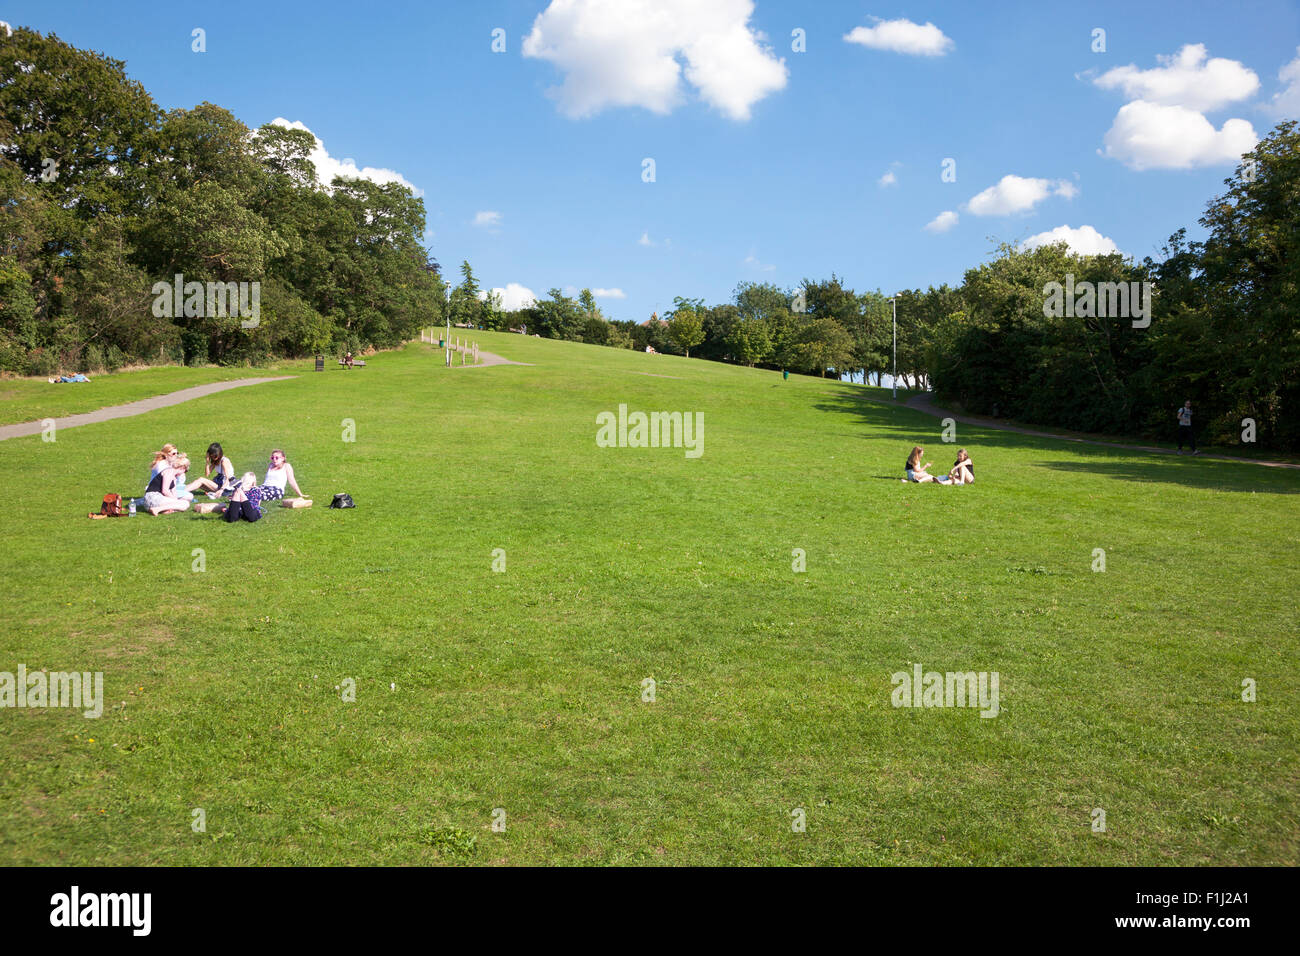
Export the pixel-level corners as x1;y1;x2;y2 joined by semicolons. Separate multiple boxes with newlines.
462;122;1296;451
3;27;1296;450
1;27;444;375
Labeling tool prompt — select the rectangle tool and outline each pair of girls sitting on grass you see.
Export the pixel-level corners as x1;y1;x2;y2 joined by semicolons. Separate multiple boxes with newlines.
904;446;975;485
143;444;193;515
143;443;305;516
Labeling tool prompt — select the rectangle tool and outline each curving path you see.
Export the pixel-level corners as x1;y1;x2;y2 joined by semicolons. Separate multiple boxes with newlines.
449;349;532;369
904;391;1299;470
0;376;296;441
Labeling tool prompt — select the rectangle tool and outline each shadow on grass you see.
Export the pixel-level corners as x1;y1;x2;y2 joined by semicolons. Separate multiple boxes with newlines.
817;383;1300;495
1033;459;1299;494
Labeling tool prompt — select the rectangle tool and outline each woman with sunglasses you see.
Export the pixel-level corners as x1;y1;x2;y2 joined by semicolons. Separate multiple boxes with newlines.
255;448;306;503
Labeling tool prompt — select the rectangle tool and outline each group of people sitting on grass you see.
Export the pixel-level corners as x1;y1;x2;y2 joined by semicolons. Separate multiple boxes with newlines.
142;442;306;522
904;446;975;484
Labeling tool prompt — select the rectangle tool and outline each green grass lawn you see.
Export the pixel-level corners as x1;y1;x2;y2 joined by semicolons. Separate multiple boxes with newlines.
1;331;1296;865
0;363;286;427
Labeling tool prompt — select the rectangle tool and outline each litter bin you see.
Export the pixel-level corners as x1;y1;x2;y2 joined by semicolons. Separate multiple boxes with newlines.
314;355;324;372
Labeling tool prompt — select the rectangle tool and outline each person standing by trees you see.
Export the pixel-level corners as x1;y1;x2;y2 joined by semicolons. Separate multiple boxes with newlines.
1177;400;1197;455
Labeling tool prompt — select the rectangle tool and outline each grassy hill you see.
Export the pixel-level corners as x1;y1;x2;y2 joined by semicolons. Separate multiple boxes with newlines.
1;331;1296;865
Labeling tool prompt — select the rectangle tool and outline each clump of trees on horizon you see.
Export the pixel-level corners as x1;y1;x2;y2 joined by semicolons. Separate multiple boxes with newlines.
1;27;444;375
3;28;1297;450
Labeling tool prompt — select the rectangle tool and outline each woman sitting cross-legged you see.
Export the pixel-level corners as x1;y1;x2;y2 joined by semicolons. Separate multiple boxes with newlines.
223;472;267;523
143;455;190;514
948;448;975;485
904;445;951;483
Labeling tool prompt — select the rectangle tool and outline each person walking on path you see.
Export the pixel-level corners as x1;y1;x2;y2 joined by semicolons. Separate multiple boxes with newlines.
1177;400;1198;455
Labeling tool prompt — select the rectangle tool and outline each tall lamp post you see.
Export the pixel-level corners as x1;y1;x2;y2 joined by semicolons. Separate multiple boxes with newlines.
890;294;898;399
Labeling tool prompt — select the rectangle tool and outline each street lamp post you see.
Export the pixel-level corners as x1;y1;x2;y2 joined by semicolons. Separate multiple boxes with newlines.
890;295;898;399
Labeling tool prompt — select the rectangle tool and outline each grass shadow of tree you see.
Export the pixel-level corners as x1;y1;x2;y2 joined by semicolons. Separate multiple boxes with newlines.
1033;458;1299;495
816;384;1300;495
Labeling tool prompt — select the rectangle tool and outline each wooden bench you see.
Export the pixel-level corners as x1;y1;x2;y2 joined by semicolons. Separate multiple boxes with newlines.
338;359;367;368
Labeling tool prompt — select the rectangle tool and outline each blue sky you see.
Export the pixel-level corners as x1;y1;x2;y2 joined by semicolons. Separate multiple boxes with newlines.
5;0;1298;320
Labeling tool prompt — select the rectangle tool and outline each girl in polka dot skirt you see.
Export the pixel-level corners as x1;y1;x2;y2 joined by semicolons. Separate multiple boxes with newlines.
257;448;306;503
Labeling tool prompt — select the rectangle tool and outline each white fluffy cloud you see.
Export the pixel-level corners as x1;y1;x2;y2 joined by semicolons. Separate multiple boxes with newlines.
924;210;959;233
878;170;897;187
1023;224;1121;257
481;283;538;311
593;287;626;298
1089;45;1262;171
965;175;1075;217
1272;47;1300;118
269;118;420;195
844;18;953;56
473;210;502;227
1101;100;1258;170
1093;44;1259;112
521;0;787;120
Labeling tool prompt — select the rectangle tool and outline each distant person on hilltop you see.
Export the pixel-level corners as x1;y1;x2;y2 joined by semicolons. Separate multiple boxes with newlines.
1177;400;1198;455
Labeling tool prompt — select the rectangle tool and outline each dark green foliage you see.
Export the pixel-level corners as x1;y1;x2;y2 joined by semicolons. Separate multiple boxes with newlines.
0;27;440;372
529;288;586;341
926;123;1300;450
666;296;705;357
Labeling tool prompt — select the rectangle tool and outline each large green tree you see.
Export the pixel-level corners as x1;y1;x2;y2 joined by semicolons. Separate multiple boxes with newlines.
667;297;705;357
1188;122;1300;447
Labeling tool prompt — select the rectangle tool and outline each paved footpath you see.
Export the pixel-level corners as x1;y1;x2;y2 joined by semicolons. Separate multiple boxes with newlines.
448;349;532;368
0;377;296;441
904;391;1299;470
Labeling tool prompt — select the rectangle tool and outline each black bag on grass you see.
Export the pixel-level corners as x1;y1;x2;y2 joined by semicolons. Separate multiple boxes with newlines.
330;493;355;509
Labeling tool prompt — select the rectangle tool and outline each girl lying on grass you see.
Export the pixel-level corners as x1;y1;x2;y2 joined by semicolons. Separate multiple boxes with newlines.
223;472;266;523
